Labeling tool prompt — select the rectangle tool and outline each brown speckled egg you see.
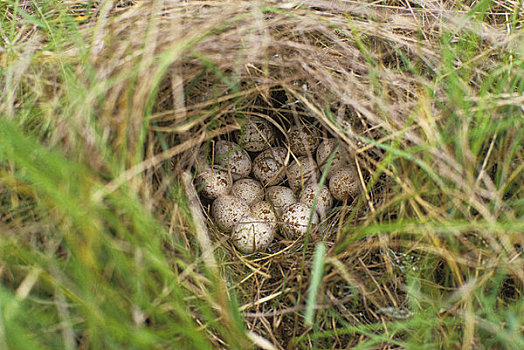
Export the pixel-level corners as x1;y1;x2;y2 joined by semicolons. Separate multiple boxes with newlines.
287;156;320;192
212;195;250;232
194;166;232;200
231;215;275;254
288;124;319;156
253;147;288;186
215;140;251;180
266;186;296;216
300;182;333;219
250;201;277;231
281;203;318;238
316;138;348;179
235;117;275;152
329;166;361;201
232;178;264;206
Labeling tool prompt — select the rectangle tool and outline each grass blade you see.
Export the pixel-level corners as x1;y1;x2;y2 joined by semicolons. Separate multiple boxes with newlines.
305;242;327;326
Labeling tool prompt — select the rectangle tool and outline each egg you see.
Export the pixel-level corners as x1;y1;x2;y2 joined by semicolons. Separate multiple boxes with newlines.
250;201;277;231
300;182;333;219
316;138;348;179
231;178;264;206
235;117;275;152
194;166;232;200
266;186;296;216
329;166;361;201
231;215;275;254
287;156;320;192
252;147;288;186
288;124;319;156
281;203;319;238
211;195;250;232
215;140;251;180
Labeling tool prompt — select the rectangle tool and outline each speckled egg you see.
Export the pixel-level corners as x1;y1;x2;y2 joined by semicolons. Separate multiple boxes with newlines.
250;201;277;231
235;117;275;152
266;186;296;216
231;215;275;254
316;138;348;179
300;182;333;219
253;147;288;186
194;166;232;200
212;195;250;232
231;178;264;206
329;166;361;201
288;124;319;156
287;156;320;192
281;203;319;238
215;140;251;180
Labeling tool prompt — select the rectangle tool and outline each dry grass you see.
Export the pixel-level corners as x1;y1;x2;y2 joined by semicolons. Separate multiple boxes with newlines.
1;0;524;349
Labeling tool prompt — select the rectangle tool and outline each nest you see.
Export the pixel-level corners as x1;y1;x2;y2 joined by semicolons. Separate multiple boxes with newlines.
141;3;422;347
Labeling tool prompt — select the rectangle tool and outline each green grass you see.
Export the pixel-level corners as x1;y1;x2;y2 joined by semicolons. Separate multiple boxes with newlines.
1;0;524;349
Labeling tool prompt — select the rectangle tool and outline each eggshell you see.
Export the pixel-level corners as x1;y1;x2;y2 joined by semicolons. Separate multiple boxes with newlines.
316;138;348;179
250;201;277;231
288;124;319;156
215;140;251;180
231;178;264;206
235;117;275;152
194;166;232;200
266;186;296;216
287;156;320;192
231;215;275;254
329;166;361;201
300;182;333;219
281;203;318;238
212;195;250;232
252;147;288;186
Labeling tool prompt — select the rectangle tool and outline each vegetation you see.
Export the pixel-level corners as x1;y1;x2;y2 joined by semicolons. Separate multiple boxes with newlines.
1;0;523;349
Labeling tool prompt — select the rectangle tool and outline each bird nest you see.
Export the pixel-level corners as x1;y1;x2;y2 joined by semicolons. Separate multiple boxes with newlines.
147;6;414;348
89;1;486;348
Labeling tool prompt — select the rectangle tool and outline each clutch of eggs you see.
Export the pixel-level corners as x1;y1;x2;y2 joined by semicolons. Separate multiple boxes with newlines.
193;117;361;254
